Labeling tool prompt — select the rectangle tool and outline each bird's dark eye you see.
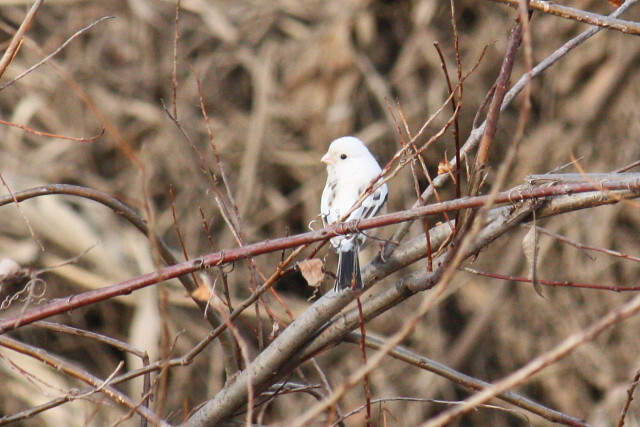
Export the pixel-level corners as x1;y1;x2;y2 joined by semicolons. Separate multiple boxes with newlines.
340;154;347;160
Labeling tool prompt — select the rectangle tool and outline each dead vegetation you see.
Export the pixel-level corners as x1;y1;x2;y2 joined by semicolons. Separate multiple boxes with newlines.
2;0;640;425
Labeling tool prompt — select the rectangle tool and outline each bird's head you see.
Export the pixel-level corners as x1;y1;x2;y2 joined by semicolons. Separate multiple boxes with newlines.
321;136;373;167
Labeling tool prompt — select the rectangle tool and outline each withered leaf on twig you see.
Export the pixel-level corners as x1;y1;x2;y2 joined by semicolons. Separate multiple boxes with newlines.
523;226;545;298
438;157;454;175
191;282;213;302
296;259;324;288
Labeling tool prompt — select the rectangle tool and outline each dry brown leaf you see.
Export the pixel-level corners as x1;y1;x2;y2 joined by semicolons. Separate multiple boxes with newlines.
191;282;214;302
296;258;324;288
523;226;545;298
438;157;453;175
269;321;281;340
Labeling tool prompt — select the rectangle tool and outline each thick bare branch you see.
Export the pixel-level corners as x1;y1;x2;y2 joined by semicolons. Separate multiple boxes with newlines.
184;184;640;426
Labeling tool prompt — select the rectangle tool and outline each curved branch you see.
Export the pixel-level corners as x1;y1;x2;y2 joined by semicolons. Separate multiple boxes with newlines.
0;335;167;426
0;184;239;377
342;333;588;427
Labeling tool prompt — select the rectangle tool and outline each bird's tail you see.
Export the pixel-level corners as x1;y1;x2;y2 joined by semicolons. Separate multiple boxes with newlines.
335;248;362;291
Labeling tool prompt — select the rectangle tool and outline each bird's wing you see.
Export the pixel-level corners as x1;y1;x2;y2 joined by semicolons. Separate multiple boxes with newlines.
349;180;388;222
360;182;388;220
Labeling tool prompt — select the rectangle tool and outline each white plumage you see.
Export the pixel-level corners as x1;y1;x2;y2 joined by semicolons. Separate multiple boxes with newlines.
320;136;388;291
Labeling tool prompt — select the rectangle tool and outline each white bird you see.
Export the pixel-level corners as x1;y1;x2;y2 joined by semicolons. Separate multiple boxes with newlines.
320;136;388;292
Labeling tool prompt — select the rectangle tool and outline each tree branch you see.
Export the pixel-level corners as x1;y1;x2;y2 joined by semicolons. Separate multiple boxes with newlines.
184;183;640;426
489;0;640;35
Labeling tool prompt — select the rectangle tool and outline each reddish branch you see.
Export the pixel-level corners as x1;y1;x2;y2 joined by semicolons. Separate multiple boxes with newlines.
0;118;104;142
463;267;640;292
0;184;240;374
1;178;639;334
475;2;528;169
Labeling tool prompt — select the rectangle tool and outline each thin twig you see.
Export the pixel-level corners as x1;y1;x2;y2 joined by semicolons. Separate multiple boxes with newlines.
32;321;147;358
0;0;44;79
0;16;115;91
529;225;640;263
617;369;640;427
171;0;181;119
341;333;587;427
0;172;44;251
489;0;640;35
473;4;526;174
462;267;640;292
422;290;640;426
354;293;372;426
0;117;105;142
0;336;167;426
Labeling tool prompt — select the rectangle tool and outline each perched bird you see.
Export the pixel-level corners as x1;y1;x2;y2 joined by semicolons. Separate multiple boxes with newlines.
320;136;388;292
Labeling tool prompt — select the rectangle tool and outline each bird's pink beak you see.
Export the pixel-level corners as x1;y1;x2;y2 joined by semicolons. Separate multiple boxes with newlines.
321;152;336;165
